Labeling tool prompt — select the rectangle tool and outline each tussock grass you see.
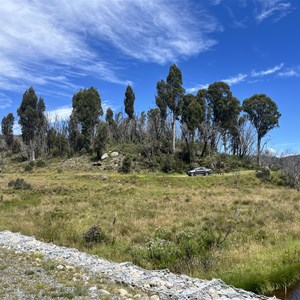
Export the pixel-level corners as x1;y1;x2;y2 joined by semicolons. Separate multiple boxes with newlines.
0;158;299;294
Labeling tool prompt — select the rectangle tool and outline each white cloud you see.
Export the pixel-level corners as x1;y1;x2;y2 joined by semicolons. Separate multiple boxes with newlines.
251;63;284;77
254;0;292;23
13;121;21;135
46;107;73;123
221;73;247;85
278;70;299;78
46;100;113;124
186;73;247;93
0;0;220;98
0;92;12;109
186;84;209;93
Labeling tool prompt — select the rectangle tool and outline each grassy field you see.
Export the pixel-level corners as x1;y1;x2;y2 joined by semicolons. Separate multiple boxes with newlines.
0;156;300;294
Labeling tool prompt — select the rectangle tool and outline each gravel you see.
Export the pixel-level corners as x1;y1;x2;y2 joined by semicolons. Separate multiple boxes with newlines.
0;230;278;300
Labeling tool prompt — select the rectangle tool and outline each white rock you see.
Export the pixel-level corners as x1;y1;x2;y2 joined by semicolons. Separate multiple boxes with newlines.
56;264;64;270
150;295;160;300
89;286;97;292
101;175;108;180
119;288;129;297
101;153;108;160
111;151;119;157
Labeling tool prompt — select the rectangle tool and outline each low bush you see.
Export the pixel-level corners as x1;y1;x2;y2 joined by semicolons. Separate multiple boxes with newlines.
83;225;108;244
120;155;132;173
28;160;35;167
36;160;47;168
8;178;32;190
256;166;271;181
24;164;33;172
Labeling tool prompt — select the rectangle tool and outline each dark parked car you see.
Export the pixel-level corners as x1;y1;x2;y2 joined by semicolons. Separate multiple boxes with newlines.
187;167;213;176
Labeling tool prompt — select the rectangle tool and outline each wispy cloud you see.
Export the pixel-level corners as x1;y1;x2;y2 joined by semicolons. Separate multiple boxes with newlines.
254;0;292;23
209;0;222;6
46;100;113;124
186;62;296;93
46;107;73;123
0;0;220;99
278;70;299;78
186;84;209;93
186;73;247;93
251;63;284;77
222;73;247;85
0;92;12;109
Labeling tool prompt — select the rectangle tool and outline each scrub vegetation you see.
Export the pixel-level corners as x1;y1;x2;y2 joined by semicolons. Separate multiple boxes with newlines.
0;157;299;295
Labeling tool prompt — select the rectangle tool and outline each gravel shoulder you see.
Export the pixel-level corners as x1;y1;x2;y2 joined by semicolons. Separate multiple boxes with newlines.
0;231;278;300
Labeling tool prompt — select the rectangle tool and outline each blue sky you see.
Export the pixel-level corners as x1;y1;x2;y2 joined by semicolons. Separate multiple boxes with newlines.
0;0;299;154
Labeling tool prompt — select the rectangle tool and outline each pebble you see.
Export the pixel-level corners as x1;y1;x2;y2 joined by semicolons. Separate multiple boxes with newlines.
56;264;64;270
0;231;278;300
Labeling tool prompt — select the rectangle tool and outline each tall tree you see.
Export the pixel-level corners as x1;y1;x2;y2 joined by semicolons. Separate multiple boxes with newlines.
105;108;114;125
207;82;241;153
71;87;103;152
17;87;46;160
243;94;281;165
94;121;108;159
17;87;39;146
181;94;204;134
1;113;14;149
166;64;185;153
155;80;168;132
181;94;204;162
36;97;47;155
124;85;135;119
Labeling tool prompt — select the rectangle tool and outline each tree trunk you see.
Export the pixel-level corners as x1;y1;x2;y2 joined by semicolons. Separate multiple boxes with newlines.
257;136;261;166
172;114;176;153
223;132;227;154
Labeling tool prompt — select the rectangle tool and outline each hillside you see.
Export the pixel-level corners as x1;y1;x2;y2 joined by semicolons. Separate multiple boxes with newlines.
0;156;299;296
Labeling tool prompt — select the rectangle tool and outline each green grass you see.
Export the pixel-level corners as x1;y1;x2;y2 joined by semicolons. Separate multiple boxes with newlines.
0;157;299;294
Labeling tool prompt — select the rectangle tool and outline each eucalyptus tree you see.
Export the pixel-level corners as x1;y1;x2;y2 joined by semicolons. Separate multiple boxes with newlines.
36;97;47;155
17;87;47;160
70;87;103;152
155;79;168;133
1;113;14;149
124;85;135;119
206;82;241;153
180;93;204;162
243;94;281;165
94;121;108;159
166;64;185;153
124;85;136;142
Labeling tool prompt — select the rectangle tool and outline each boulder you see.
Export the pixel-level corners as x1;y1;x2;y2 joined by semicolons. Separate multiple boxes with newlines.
101;153;108;160
111;151;119;157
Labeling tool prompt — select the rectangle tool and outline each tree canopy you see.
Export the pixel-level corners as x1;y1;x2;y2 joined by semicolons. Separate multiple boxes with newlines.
243;94;281;164
1;113;14;148
71;87;103;152
124;85;135;119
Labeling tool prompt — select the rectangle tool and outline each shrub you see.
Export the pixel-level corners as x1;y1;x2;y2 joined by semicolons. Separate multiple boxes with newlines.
28;160;35;167
36;160;47;168
120;155;132;173
256;166;271;181
161;155;174;173
8;178;32;190
83;225;108;244
57;168;63;174
24;164;33;172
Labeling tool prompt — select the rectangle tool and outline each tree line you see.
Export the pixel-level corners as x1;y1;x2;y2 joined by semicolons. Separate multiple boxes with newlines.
1;64;281;167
